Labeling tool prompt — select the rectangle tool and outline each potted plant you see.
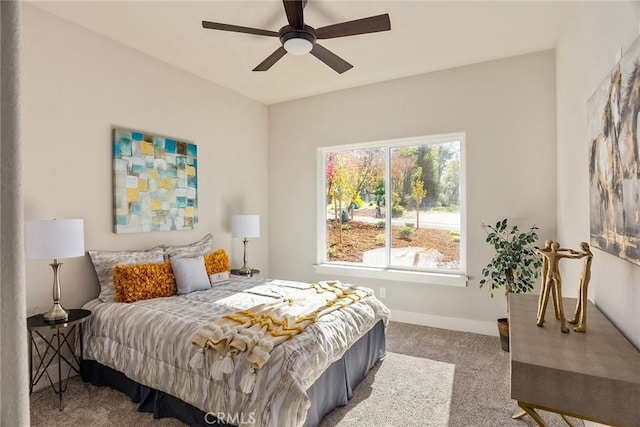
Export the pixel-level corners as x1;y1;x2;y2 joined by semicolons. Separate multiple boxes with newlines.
479;218;543;352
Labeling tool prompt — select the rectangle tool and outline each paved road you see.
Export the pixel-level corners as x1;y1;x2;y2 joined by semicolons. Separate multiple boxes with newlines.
351;212;460;231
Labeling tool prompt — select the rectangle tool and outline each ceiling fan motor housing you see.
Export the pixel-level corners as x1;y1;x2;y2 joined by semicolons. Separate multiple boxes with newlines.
279;25;316;55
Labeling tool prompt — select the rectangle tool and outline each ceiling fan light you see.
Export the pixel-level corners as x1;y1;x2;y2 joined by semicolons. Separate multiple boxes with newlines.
283;37;313;55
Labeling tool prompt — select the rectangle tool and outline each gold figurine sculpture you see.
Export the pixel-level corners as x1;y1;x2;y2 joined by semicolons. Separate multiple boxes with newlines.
536;241;593;333
567;242;593;332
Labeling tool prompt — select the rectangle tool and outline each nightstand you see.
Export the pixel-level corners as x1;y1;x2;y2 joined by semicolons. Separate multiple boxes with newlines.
231;268;260;277
28;308;91;410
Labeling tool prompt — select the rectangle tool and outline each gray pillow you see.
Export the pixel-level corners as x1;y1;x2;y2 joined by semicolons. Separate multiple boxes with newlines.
170;255;211;295
88;247;165;302
164;233;214;259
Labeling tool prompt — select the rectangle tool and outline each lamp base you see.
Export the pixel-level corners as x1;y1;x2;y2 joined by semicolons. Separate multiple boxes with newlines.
236;265;253;275
44;302;68;322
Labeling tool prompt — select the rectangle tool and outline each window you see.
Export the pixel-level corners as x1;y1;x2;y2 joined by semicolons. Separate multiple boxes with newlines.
317;134;465;284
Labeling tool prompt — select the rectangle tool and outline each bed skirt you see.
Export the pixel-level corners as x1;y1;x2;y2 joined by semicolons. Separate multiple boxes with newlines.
81;320;386;427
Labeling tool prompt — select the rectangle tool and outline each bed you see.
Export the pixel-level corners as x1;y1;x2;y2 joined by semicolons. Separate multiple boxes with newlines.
80;275;390;427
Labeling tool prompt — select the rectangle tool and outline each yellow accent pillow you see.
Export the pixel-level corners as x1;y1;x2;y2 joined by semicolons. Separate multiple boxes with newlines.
113;261;177;303
204;249;230;276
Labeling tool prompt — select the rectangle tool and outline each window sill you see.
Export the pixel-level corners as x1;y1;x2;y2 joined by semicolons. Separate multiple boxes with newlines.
313;263;467;287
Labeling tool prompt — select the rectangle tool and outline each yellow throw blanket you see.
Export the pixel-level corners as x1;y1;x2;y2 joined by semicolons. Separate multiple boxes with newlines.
189;281;367;393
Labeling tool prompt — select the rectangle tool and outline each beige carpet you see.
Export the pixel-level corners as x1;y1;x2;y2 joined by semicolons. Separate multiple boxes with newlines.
30;321;584;426
319;352;454;427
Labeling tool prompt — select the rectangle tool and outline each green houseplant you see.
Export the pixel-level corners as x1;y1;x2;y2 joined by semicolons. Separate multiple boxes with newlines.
479;218;543;351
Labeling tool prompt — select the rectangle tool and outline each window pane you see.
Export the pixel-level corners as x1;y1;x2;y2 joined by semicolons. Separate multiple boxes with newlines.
390;141;461;270
325;148;386;266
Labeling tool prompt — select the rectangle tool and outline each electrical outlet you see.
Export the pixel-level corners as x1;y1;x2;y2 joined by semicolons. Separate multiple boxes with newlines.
32;336;47;361
34;336;46;349
379;287;386;298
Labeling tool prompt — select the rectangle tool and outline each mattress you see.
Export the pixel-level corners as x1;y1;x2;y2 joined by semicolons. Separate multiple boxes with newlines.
82;276;390;427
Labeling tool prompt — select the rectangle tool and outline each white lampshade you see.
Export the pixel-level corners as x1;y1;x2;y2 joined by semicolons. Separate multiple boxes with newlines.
26;219;85;260
232;215;260;239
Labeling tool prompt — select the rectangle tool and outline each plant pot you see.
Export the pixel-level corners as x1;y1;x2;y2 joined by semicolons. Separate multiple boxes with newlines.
497;317;510;352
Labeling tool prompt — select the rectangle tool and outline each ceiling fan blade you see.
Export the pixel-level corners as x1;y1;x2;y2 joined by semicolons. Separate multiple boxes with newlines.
283;0;305;29
202;21;279;37
310;43;353;74
253;46;288;72
316;14;391;39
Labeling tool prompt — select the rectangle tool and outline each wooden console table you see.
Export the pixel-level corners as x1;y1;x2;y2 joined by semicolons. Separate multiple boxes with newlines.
510;294;640;426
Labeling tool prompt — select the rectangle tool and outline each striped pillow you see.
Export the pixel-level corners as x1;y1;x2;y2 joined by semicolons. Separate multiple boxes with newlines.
88;247;165;302
164;233;214;259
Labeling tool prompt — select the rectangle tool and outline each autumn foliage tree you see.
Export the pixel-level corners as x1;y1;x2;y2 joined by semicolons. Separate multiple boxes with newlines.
391;148;415;216
325;154;339;220
411;167;426;229
326;150;384;243
326;149;383;216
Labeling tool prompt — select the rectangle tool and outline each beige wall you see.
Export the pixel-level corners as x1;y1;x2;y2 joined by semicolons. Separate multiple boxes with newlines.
22;5;269;315
268;51;558;333
556;1;640;348
29;2;639;345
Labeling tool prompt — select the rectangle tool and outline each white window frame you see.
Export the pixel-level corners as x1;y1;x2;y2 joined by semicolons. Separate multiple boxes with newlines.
315;133;468;287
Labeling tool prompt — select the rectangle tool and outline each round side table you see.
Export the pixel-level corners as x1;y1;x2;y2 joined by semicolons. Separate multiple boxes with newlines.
27;308;91;410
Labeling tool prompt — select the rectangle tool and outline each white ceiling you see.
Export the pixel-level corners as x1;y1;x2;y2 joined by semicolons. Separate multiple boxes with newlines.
31;1;571;105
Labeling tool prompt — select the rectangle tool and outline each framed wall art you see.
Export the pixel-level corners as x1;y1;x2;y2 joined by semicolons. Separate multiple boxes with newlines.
588;36;640;265
112;128;198;234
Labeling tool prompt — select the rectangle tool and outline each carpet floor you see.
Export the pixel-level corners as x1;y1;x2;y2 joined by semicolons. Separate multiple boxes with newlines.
30;321;583;426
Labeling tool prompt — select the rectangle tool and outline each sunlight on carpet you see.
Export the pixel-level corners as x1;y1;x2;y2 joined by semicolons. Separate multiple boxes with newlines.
321;351;455;427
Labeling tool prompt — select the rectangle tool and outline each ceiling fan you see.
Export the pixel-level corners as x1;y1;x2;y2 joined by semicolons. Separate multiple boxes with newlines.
202;0;391;74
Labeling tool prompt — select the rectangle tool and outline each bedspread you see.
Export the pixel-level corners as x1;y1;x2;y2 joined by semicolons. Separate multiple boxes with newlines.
82;276;390;427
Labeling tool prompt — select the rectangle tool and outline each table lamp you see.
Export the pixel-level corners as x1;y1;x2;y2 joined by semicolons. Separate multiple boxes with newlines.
26;219;85;322
231;214;260;275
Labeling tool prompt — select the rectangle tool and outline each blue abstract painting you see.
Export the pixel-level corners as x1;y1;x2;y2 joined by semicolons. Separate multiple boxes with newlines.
113;128;198;234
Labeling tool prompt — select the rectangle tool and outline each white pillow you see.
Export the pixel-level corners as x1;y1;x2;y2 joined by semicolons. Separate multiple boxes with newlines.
170;255;211;295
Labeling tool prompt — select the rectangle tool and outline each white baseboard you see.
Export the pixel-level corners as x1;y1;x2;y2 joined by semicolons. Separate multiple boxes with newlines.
31;362;78;392
390;309;498;336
